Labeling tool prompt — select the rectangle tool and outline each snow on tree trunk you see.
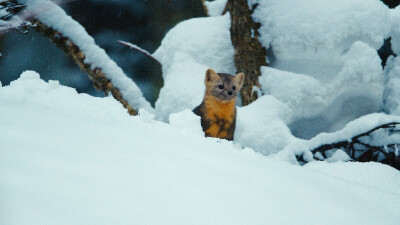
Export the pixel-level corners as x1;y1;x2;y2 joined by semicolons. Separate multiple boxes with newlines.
228;0;267;106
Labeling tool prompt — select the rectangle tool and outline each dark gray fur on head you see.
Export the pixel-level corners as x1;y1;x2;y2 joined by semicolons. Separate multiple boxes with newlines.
210;73;240;101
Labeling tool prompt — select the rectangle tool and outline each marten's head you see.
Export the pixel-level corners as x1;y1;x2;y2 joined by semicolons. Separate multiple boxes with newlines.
204;68;245;102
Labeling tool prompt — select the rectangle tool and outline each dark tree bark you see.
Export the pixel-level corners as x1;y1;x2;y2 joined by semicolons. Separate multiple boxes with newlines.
228;0;267;106
33;19;138;116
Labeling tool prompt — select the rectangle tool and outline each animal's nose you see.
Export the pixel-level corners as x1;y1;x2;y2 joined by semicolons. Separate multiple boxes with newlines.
228;91;233;96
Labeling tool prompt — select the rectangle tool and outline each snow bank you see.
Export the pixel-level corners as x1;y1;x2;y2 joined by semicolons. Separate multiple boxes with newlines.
20;0;153;113
1;72;400;225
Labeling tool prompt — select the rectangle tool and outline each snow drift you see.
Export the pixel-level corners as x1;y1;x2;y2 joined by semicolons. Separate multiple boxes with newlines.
1;71;400;225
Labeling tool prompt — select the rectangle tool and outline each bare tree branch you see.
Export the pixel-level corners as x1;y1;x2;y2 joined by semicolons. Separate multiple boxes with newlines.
117;40;162;66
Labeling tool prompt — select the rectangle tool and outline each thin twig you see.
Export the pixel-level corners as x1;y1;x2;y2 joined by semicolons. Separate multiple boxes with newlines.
117;40;162;66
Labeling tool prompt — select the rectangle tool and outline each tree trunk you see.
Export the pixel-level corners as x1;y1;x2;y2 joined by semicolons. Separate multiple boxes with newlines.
228;0;267;106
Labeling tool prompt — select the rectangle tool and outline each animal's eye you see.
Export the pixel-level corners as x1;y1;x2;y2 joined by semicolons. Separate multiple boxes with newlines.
232;86;236;91
218;85;224;89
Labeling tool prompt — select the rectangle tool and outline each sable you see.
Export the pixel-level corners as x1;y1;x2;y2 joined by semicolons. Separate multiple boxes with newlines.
194;69;244;140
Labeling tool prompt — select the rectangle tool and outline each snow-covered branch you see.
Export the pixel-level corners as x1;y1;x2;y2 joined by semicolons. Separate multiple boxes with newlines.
299;121;400;170
0;0;31;34
20;0;154;115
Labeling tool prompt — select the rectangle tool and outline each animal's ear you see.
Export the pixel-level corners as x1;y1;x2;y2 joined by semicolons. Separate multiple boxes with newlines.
234;72;245;90
205;69;220;84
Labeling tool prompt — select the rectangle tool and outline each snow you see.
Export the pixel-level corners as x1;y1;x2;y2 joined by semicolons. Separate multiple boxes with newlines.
0;9;26;33
259;41;384;138
169;109;204;137
155;61;208;121
1;71;400;225
4;1;400;222
325;149;352;163
253;0;391;67
153;14;235;80
234;95;297;155
305;161;400;195
384;55;400;115
204;0;227;17
390;6;400;55
19;0;153;113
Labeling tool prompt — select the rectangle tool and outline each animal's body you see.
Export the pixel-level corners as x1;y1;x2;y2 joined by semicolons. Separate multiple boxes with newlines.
193;69;244;140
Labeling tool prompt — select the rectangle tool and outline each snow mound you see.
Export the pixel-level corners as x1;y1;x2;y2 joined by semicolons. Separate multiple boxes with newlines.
235;95;297;155
1;71;400;225
155;61;208;121
253;0;391;67
169;109;204;137
260;41;384;139
153;15;234;79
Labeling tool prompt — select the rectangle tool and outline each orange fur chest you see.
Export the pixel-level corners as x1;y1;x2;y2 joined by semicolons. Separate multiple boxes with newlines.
203;97;235;138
